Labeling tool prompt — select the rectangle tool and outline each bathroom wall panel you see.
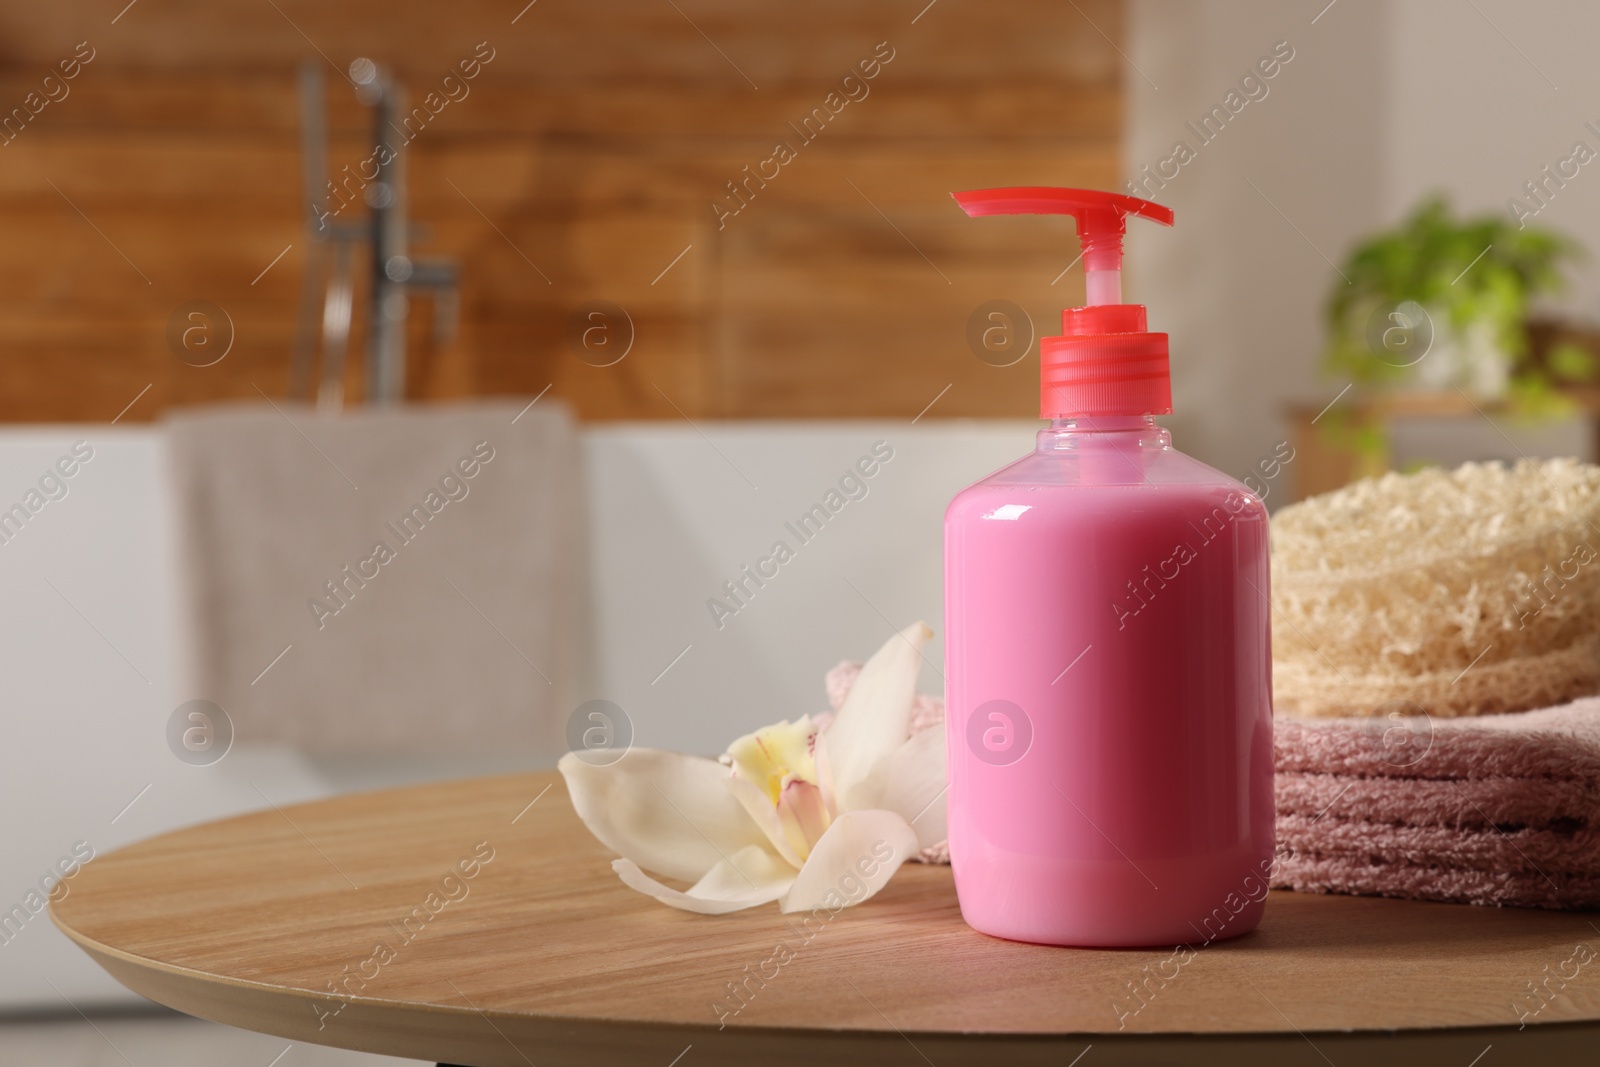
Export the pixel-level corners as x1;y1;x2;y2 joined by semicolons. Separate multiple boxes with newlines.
0;0;1121;421
5;1;1123;87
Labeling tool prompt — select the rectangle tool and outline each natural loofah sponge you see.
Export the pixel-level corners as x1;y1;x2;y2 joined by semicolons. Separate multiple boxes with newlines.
1271;458;1600;718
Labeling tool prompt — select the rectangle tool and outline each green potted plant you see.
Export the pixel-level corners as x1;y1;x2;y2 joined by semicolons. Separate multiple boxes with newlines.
1322;196;1589;409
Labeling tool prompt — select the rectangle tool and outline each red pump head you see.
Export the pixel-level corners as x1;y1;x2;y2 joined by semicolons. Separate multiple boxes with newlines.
952;186;1175;419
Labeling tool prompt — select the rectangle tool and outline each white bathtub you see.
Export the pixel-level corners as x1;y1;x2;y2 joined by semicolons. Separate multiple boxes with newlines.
0;417;1036;1009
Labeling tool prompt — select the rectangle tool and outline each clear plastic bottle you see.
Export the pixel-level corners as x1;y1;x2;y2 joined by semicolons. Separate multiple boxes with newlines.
943;188;1274;947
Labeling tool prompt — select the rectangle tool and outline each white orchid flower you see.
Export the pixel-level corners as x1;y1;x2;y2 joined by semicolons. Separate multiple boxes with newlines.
558;622;946;914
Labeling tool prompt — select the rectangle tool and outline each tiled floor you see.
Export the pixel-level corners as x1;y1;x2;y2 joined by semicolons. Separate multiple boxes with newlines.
0;1012;430;1067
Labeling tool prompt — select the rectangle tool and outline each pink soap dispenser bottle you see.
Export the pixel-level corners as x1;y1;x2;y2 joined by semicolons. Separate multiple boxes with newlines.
943;187;1274;948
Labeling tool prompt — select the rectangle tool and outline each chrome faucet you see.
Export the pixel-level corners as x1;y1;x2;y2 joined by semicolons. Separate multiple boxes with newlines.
292;60;458;408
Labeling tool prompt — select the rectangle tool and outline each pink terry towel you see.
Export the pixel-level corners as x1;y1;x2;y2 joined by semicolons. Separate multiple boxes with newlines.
826;658;1600;907
1273;697;1600;910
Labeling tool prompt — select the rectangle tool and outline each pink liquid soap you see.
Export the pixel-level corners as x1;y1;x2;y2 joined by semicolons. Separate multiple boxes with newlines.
943;188;1273;947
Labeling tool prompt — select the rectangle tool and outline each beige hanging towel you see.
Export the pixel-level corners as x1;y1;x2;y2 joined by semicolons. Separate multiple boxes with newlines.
164;399;580;752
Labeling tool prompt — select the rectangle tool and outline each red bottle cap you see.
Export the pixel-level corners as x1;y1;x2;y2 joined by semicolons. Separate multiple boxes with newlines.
952;186;1175;419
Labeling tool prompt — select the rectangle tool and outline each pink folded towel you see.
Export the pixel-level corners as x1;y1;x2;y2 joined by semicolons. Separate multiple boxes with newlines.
1275;700;1600;784
1277;814;1600;878
1277;772;1600;832
1273;697;1600;910
1275;854;1600;911
825;658;1600;908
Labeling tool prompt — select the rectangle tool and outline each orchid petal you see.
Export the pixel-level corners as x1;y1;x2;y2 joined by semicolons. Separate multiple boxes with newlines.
817;621;930;812
559;748;771;883
725;716;818;803
779;809;920;914
725;774;807;868
614;844;795;914
874;724;947;849
776;777;832;859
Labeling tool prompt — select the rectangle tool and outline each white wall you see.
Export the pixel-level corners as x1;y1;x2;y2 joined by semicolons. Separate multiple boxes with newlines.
1126;0;1600;490
1384;0;1600;315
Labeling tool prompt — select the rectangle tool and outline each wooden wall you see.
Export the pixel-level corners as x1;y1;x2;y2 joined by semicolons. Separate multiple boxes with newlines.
0;1;1121;422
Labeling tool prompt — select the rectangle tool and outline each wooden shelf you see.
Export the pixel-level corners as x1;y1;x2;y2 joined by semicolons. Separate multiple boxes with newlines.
1288;386;1600;500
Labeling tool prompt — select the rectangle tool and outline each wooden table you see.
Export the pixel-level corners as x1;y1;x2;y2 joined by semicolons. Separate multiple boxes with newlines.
52;771;1600;1066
